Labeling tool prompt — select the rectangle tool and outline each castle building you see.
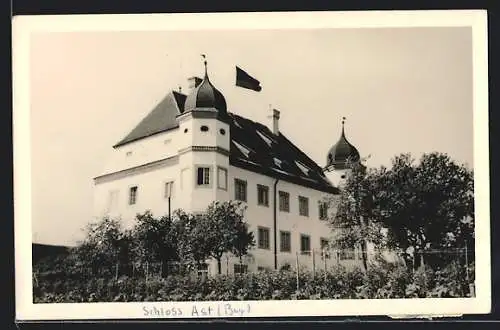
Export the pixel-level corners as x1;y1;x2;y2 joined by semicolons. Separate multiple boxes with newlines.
93;61;364;274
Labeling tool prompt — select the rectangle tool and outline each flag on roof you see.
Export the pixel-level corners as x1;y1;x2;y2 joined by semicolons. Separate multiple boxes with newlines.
236;66;262;92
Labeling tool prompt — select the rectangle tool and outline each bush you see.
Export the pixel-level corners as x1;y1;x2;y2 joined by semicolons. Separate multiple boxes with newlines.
33;260;475;303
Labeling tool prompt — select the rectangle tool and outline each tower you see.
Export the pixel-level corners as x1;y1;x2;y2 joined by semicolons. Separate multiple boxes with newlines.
175;56;231;212
324;117;361;188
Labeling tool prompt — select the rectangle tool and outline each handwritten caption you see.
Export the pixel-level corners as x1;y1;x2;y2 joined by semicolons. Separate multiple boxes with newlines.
142;303;251;318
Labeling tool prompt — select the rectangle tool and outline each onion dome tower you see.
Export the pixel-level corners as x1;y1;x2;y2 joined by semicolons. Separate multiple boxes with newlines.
175;55;232;213
325;117;361;187
184;57;227;115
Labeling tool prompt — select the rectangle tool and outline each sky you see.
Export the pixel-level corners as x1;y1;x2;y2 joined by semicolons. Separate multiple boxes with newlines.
29;27;473;246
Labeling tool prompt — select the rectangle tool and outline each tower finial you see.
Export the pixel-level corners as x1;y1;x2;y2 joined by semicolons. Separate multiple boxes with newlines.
341;116;346;137
201;54;207;77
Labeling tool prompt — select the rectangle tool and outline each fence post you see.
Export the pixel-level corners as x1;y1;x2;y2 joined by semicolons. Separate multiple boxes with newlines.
295;252;300;291
312;249;316;279
323;249;327;282
115;262;119;281
465;240;470;283
412;253;415;272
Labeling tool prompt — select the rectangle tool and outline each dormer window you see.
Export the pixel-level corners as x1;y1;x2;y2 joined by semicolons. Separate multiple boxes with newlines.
295;161;310;175
257;130;273;147
233;141;251;158
273;158;282;168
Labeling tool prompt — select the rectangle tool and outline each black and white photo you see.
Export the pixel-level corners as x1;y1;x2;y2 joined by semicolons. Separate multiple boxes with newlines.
14;10;490;320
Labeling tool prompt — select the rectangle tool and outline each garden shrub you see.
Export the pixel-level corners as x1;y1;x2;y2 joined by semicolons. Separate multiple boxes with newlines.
33;261;474;302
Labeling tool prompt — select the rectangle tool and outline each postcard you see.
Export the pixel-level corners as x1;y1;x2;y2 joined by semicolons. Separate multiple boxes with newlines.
13;10;490;321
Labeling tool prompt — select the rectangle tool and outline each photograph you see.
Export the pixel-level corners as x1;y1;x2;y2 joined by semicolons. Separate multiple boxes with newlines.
14;10;490;320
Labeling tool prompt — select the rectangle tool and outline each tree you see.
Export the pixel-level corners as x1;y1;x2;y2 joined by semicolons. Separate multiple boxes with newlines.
73;216;131;275
201;201;255;274
173;209;212;273
376;153;474;269
131;211;178;276
326;163;386;271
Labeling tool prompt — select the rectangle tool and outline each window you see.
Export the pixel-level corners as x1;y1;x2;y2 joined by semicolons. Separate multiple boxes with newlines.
220;128;226;135
280;231;291;252
126;151;132;157
217;167;228;190
318;201;328;220
257;184;269;206
129;186;138;205
234;264;248;275
279;191;290;212
299;196;309;216
320;238;330;259
197;167;210;186
164;181;174;198
235;179;247;201
300;234;311;255
200;125;209;132
258;227;270;249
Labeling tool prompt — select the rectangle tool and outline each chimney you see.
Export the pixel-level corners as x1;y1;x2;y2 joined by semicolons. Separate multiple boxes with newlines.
187;76;203;90
272;109;280;135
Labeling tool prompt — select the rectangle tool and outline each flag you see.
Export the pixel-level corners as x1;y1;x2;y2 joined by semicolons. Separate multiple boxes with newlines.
236;66;262;92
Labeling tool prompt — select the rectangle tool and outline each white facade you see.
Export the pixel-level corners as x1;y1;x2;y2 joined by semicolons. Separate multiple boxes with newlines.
93;105;370;275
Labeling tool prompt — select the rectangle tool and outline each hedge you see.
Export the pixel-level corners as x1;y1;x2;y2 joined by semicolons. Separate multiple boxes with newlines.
33;261;474;303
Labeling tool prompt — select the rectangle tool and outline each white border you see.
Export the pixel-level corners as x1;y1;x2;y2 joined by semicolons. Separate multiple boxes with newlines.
13;10;490;320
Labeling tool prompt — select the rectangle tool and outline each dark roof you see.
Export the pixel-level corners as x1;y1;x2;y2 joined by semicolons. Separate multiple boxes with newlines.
228;113;338;194
326;124;360;170
113;92;185;148
113;90;338;194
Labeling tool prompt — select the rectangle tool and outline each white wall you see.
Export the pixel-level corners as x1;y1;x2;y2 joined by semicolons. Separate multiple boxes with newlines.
98;128;180;177
93;111;370;275
93;159;180;229
326;168;351;189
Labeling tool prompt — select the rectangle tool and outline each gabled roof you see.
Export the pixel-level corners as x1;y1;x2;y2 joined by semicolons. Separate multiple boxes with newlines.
113;90;338;194
113;91;185;148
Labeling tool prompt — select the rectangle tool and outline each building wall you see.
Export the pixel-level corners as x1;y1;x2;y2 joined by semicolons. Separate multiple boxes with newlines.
99;128;180;177
93;112;369;275
326;168;351;189
93;157;180;230
226;166;334;272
